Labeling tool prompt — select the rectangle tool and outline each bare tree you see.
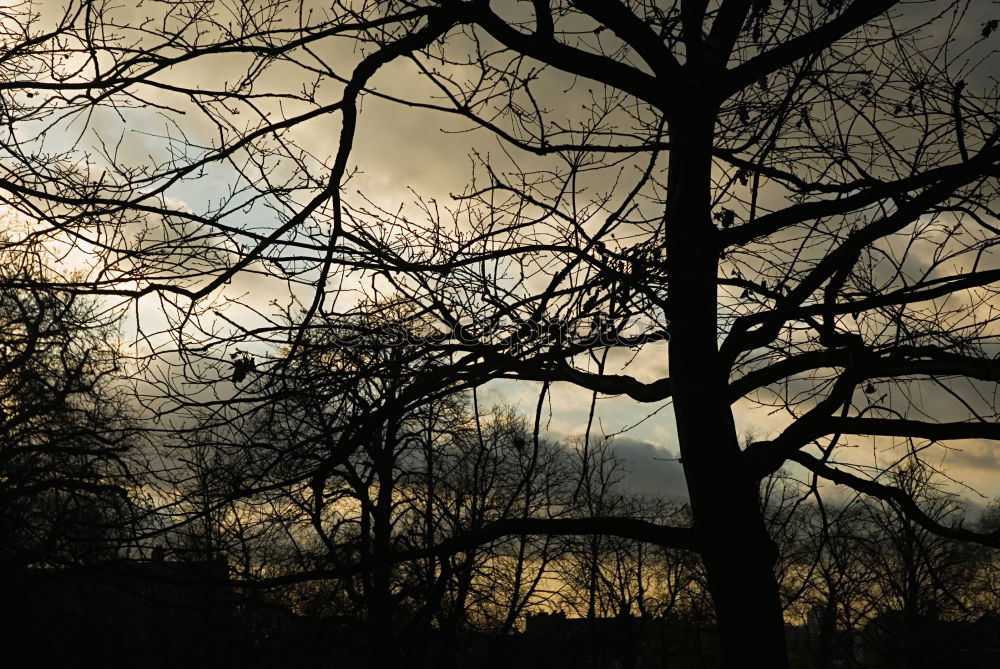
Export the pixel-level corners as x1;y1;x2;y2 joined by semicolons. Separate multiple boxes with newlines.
853;465;985;668
5;2;1000;665
0;255;139;567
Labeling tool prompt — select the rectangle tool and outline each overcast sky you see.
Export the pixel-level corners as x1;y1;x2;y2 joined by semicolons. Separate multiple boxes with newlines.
7;0;1000;509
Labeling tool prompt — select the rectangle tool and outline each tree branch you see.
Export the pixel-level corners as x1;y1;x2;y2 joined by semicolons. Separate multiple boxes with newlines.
469;4;665;110
719;0;899;99
722;145;1000;248
790;450;1000;549
570;0;683;81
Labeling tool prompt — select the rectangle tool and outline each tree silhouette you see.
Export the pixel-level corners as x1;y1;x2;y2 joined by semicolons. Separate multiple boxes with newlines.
0;260;138;567
3;1;1000;665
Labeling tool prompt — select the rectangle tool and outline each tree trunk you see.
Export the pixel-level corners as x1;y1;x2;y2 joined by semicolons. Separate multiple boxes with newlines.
665;107;788;668
369;437;402;668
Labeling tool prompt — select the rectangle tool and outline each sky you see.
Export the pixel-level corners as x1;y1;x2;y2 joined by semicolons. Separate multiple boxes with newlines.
5;0;1000;511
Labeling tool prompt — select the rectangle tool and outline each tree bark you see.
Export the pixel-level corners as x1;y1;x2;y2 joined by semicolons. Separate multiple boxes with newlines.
665;105;788;668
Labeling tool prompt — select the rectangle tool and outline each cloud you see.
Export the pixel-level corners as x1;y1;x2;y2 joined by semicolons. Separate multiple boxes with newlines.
608;436;688;500
938;440;1000;500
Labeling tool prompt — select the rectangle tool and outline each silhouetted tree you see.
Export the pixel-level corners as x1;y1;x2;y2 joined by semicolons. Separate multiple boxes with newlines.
0;260;139;567
4;2;1000;666
854;465;985;669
